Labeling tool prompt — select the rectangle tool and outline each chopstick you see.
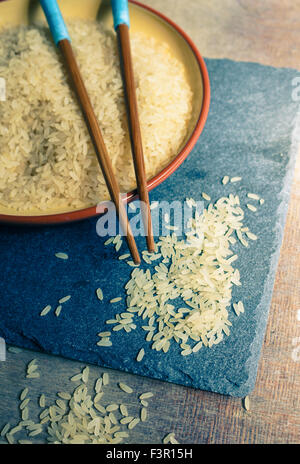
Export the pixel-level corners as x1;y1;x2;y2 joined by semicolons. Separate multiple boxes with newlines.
40;0;140;264
111;0;155;253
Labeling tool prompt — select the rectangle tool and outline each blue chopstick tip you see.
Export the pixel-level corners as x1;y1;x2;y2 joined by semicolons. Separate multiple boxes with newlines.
111;0;130;30
40;0;71;45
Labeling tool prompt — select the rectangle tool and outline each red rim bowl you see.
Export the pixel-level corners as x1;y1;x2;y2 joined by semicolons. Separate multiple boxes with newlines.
0;0;210;225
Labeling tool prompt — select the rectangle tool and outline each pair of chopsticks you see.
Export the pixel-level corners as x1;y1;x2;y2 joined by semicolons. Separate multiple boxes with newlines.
40;0;154;264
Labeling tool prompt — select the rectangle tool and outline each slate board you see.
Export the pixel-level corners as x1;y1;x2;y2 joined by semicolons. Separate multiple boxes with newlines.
0;58;299;397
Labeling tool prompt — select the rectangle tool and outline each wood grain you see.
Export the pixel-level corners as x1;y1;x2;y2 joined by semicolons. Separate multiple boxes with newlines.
143;0;300;70
0;0;299;445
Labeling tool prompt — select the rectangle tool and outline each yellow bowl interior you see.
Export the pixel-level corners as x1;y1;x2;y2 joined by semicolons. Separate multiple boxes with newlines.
0;0;203;217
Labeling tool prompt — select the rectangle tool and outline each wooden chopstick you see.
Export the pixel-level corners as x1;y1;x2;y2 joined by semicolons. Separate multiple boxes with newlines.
40;0;140;264
58;39;140;264
116;23;155;253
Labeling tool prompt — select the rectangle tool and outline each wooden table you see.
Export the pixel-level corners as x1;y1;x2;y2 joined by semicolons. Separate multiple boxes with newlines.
0;0;299;444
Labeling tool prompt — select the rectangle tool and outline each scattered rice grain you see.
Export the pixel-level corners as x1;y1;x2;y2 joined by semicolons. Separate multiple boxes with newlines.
136;348;145;362
120;404;128;416
110;297;122;303
58;295;71;304
243;395;250;411
102;373;109;386
40;305;52;316
141;407;147;422
202;192;211;201
246;204;257;212
128;418;140;429
119;383;133;394
55;253;68;260
1;423;10;437
247;193;260;200
55;305;62;317
20;388;28;401
139;392;153;400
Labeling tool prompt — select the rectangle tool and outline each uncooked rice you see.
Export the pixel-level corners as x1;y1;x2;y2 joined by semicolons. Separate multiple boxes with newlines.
26;372;40;379
202;192;211;201
20;388;28;401
21;408;29;420
26;359;38;376
120;404;128;416
97;338;112;347
243;395;250;411
20;398;30;410
82;367;89;384
1;363;176;445
102;373;109;386
136;348;145;362
94;378;103;394
106;404;118;412
169;434;179;444
6;433;14;444
58;295;71;304
39;394;46;407
55;253;68;260
141;407;147;422
139;392;153;400
1;423;11;436
0;20;192;212
247;193;260;200
40;305;52;316
163;432;179;444
118;383;133;394
128;418;140;429
98;331;111;338
246;231;258;241
120;416;134;425
103;194;258;356
9;425;22;435
110;297;122;304
96;288;104;301
70;373;82;382
55;305;62;317
247;204;257;212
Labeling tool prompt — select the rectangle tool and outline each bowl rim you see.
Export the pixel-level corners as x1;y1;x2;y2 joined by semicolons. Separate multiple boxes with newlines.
0;0;210;225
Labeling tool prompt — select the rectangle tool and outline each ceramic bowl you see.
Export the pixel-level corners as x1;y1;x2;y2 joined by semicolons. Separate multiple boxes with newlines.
0;0;210;224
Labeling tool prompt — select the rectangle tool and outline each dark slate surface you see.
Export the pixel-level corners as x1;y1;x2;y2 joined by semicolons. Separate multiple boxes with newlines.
0;59;299;396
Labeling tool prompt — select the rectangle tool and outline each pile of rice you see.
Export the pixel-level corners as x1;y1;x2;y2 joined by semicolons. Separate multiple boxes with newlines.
102;192;259;355
0;20;193;212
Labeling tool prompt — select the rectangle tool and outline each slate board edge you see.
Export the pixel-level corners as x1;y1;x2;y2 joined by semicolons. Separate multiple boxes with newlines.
242;106;300;397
